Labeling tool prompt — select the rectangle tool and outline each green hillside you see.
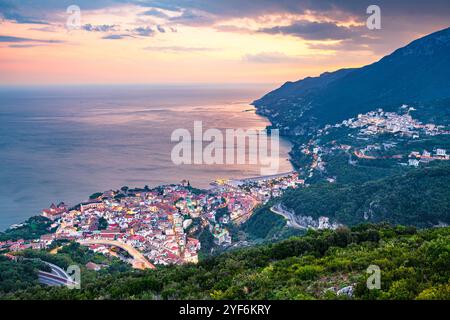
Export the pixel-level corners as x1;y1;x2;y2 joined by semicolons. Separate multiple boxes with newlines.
3;224;449;300
280;163;450;227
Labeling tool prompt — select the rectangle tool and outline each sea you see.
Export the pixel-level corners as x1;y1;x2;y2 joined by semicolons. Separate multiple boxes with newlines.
0;84;292;230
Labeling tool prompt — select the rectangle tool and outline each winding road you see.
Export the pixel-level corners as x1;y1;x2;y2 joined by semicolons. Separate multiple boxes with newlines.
270;204;307;230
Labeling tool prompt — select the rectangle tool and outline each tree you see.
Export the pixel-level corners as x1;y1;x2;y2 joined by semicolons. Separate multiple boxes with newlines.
89;192;103;200
198;229;215;257
98;217;108;230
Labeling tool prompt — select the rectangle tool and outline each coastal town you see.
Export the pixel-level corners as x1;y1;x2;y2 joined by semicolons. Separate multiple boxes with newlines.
0;173;303;269
2;107;447;269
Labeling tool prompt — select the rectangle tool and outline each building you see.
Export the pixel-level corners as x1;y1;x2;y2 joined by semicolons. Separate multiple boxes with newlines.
409;159;420;167
318;216;332;230
85;262;102;271
422;150;431;158
213;225;231;245
80;201;105;213
41;203;67;221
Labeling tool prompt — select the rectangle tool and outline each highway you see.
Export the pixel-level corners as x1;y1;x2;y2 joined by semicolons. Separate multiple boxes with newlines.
43;261;71;278
19;258;79;287
77;239;156;269
38;270;78;287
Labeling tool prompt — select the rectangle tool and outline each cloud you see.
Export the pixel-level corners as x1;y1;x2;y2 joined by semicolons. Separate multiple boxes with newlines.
131;26;155;36
142;0;450;20
0;11;49;25
214;25;253;34
0;35;64;43
141;8;170;19
168;9;217;26
102;34;134;40
140;0;306;20
3;1;450;26
28;26;59;33
243;52;301;64
0;0;126;25
143;45;215;52
103;26;159;39
8;44;44;48
137;1;182;12
2;0;449;57
259;20;360;40
82;24;119;32
100;24;170;40
307;39;372;52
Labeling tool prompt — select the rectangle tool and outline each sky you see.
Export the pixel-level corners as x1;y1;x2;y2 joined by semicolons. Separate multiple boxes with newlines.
0;0;449;85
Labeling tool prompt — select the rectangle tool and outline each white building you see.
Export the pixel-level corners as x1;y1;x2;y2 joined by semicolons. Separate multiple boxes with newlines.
408;159;420;167
422;150;431;158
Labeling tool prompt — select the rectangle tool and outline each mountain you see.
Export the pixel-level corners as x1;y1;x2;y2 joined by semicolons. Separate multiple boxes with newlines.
253;27;450;137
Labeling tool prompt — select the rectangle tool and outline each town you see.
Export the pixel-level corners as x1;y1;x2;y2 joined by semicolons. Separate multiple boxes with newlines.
345;107;449;137
296;107;450;179
1;173;303;269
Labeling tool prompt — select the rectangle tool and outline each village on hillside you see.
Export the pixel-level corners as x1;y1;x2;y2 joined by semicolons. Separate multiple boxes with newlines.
297;107;450;180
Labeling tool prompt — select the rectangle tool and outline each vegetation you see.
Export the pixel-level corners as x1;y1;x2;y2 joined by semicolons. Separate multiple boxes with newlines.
243;206;289;240
0;216;53;241
14;242;132;287
186;186;206;195
0;256;47;295
89;192;103;200
215;207;229;221
98;217;108;230
280;163;450;227
198;229;215;258
2;224;448;300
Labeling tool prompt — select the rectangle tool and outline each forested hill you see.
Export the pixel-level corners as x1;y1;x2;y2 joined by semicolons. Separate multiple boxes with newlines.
280;163;450;227
3;224;449;300
253;27;450;137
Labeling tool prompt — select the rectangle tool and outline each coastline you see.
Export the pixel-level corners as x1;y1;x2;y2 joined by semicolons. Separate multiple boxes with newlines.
0;86;293;231
1;171;303;268
2;170;298;233
0;89;299;270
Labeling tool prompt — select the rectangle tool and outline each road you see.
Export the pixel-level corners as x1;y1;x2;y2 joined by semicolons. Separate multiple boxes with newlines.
230;171;297;186
43;261;71;278
20;257;79;287
38;270;77;287
354;149;377;159
270;204;307;230
78;239;156;269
